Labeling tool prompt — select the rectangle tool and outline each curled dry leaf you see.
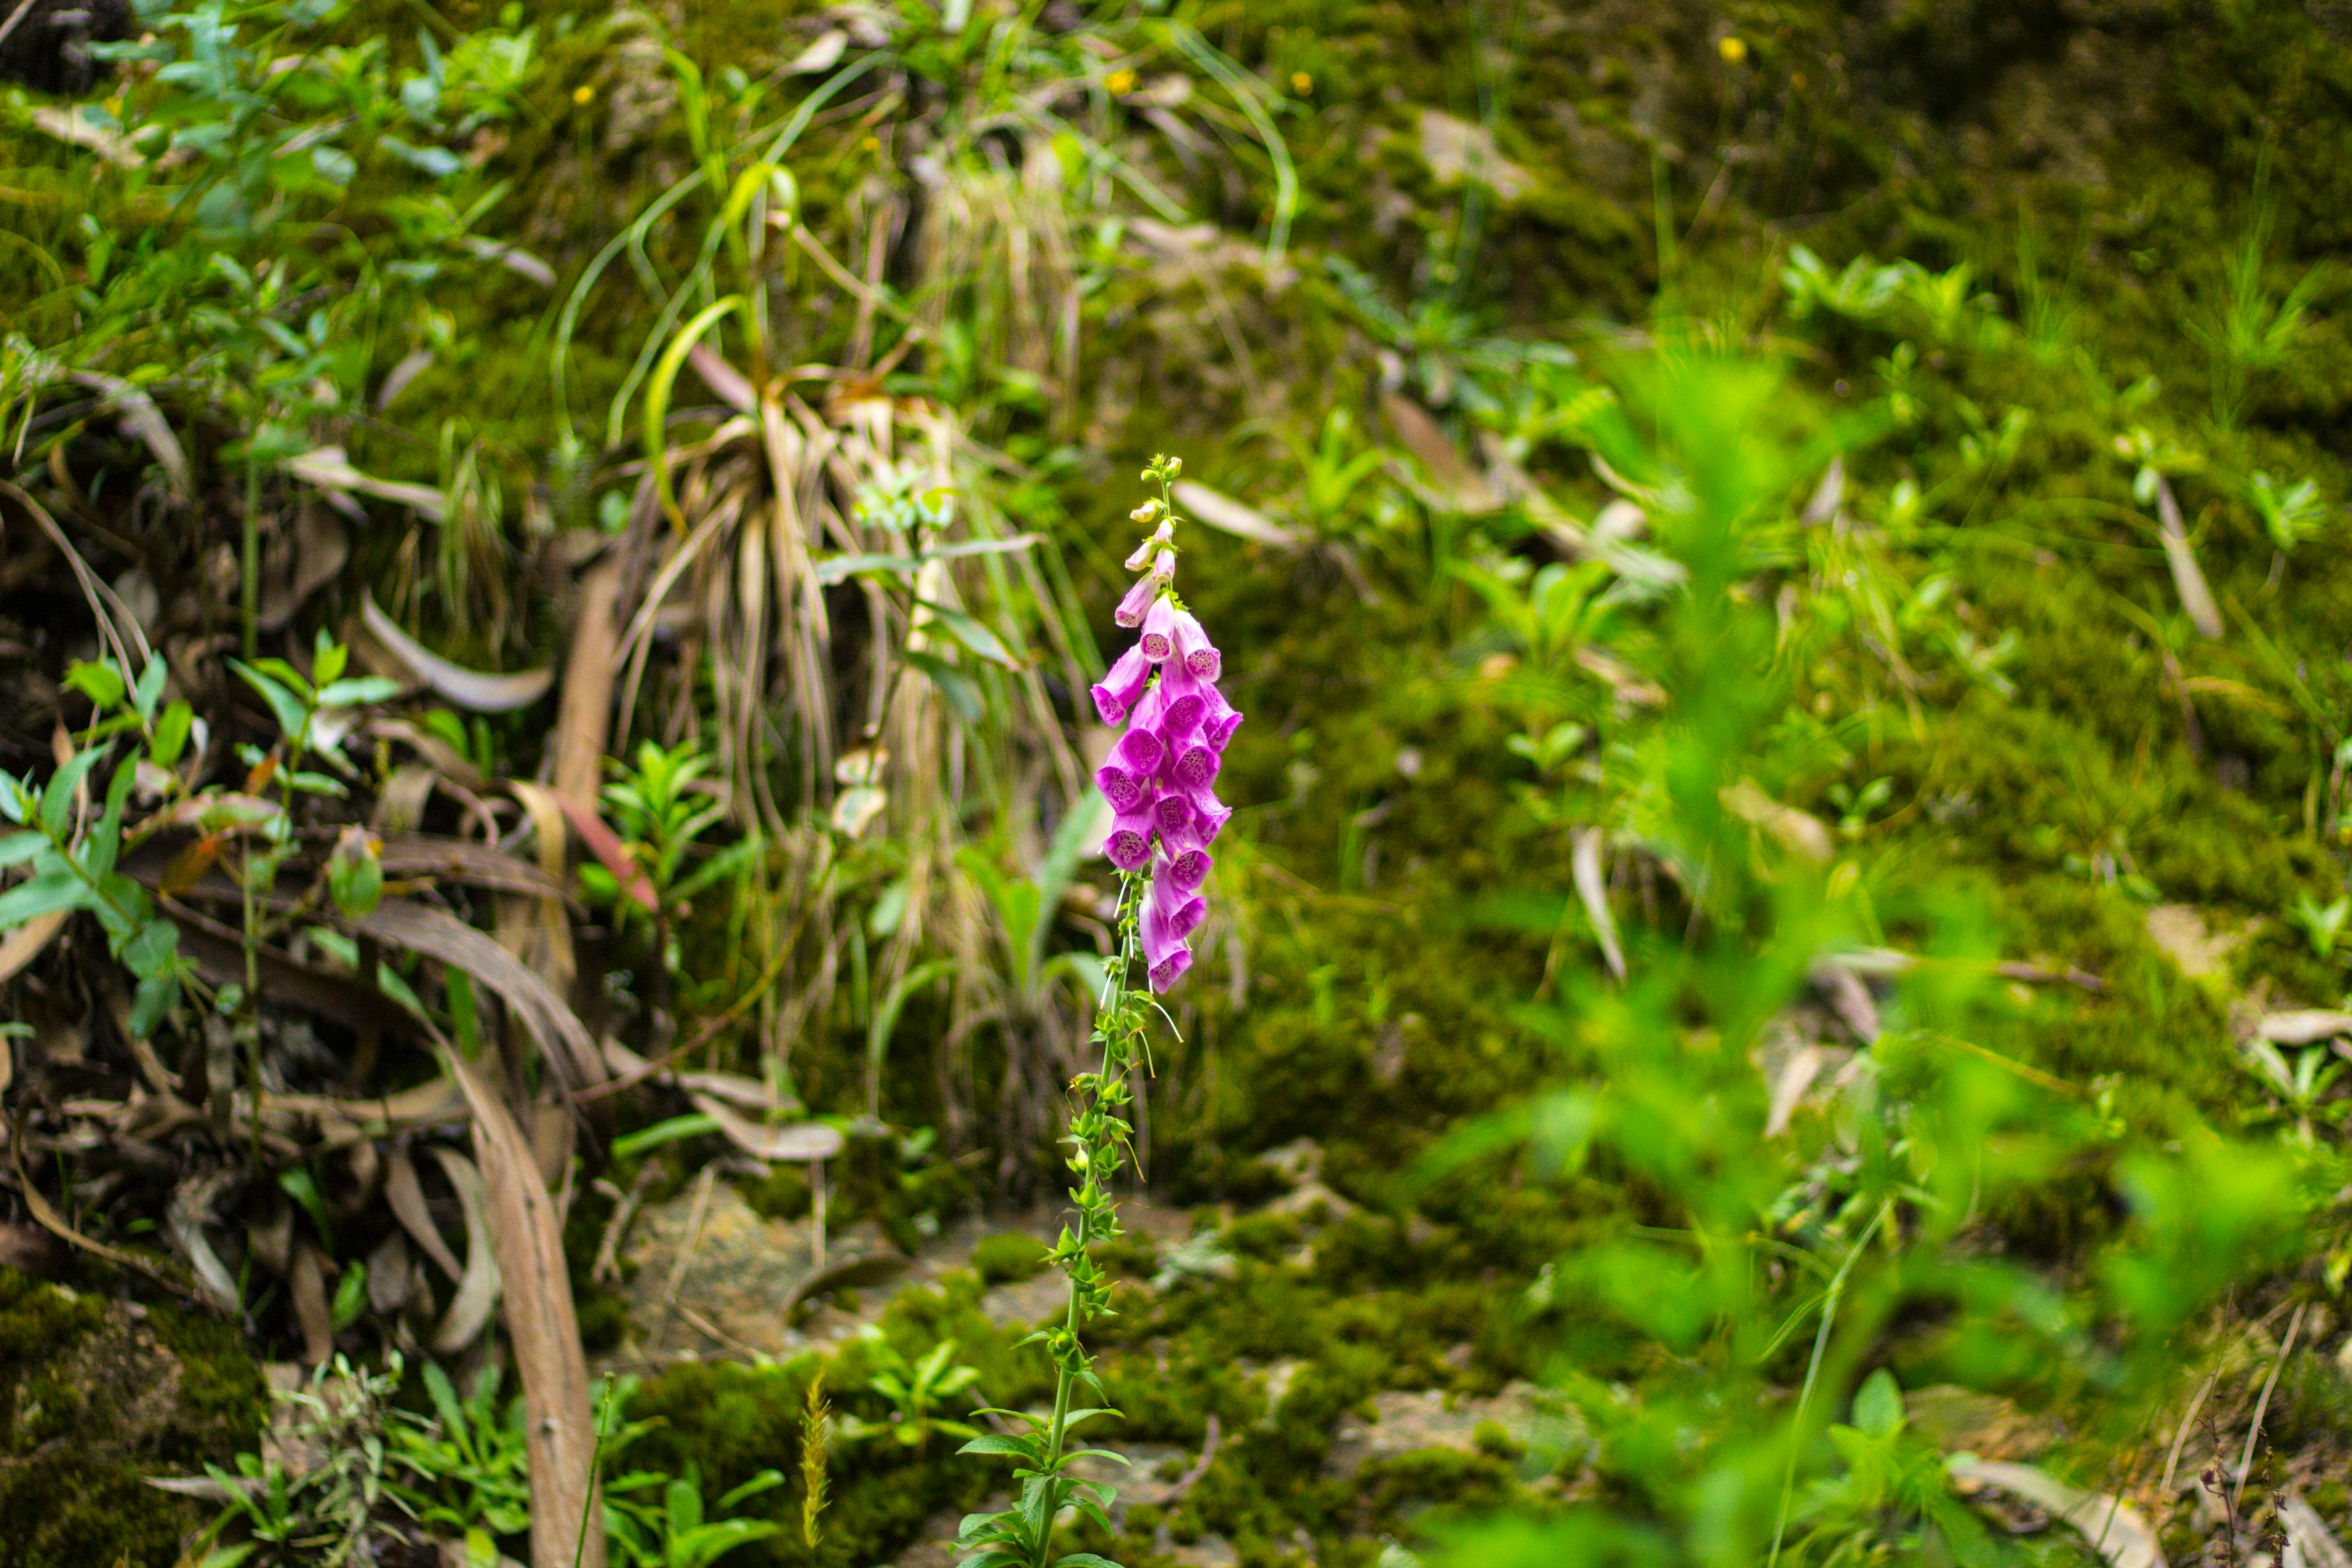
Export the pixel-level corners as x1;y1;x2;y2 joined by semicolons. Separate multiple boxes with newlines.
290;1239;335;1365
2257;1009;2352;1045
160;901;414;1042
288;447;447;520
689;1095;847;1163
360;591;554;712
384;1147;463;1283
1381;392;1502;514
376;833;567;901
377;348;435;410
2153;476;2224;641
1765;1042;1837;1137
500;781;578;991
369;720;491;795
1804;454;1845;524
2282;1490;2352;1568
425;1145;501;1356
1811;958;1884;1044
785;27;848;74
457;235;558;286
347;898;606;1091
553;555;624;808
689;341;758;413
367;1230;412;1316
167;1171;242;1313
442;1045;604;1568
1722;779;1836;862
1571;826;1624;983
70;371;191;501
256;500;350;631
1949;1459;2164;1568
0;909;68;987
12;1138;197;1301
1171;479;1300;549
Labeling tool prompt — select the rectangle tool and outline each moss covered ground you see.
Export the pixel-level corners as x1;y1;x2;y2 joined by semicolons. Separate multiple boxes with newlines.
6;0;2352;1564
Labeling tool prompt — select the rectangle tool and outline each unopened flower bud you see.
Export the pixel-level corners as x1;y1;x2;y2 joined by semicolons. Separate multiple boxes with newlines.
1130;499;1162;523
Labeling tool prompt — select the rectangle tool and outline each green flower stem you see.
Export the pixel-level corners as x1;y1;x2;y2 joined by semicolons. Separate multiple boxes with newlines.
1029;868;1145;1568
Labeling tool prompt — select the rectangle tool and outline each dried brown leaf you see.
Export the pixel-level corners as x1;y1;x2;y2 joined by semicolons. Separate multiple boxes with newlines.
13;1137;197;1301
376;834;566;900
384;1148;464;1283
347;898;605;1090
443;1045;604;1568
361;592;553;712
288;447;447;520
425;1146;500;1356
1381;393;1501;514
0;909;67;987
689;1095;847;1162
553;556;624;808
291;1240;335;1365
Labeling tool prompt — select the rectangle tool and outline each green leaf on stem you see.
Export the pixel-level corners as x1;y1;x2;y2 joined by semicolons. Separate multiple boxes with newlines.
316;677;404;708
132;654;168;722
151;700;194;768
128;969;177;1037
40;746;107;836
0;870;89;928
231;659;310;742
905;649;983;723
917;600;1023;669
63;659;127;712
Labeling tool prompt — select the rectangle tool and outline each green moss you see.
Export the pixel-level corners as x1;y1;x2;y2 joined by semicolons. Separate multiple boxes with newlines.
742;1165;813;1222
969;1231;1047;1285
0;1271;266;1568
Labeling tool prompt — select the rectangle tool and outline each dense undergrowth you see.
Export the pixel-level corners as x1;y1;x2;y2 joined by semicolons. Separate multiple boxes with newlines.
4;1;2352;1567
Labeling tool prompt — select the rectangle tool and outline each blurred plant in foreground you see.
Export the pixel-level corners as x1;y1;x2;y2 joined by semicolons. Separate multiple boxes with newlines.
1429;354;2305;1568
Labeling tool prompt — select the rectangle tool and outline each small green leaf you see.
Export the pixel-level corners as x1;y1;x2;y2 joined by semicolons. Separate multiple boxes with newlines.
122;916;178;975
0;832;45;868
284;771;350;797
40;746;107;836
918;601;1024;669
328;827;383;918
231;660;310;742
63;659;127;712
905;650;983;723
1851;1367;1905;1438
316;677;404;709
128;969;178;1038
279;1166;335;1251
646;295;746;525
86;759;140;882
0;870;89;928
151;700;194;768
610;1114;721;1160
132;654;168;722
330;1259;368;1329
957;1434;1043;1460
250;657;314;700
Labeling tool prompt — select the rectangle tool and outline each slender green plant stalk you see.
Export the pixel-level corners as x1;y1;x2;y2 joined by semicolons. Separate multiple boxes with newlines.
955;873;1152;1568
